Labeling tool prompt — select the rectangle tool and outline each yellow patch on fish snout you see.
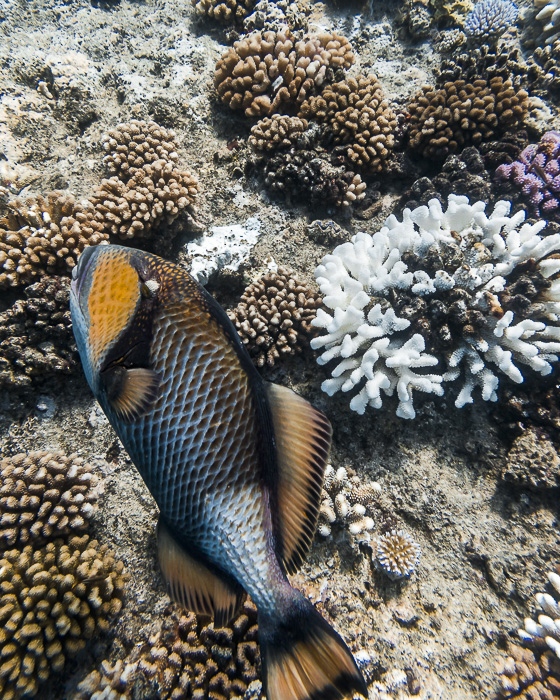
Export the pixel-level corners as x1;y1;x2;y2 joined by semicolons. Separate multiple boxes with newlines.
87;253;141;367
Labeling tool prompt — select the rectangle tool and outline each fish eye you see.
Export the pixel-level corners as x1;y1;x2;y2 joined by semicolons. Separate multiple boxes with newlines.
140;279;160;299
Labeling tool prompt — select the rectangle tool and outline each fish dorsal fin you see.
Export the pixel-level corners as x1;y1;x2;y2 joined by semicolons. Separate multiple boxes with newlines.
266;383;332;574
102;366;159;421
157;518;245;627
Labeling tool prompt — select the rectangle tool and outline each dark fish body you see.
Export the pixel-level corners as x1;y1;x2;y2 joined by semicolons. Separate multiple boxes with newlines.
70;244;367;700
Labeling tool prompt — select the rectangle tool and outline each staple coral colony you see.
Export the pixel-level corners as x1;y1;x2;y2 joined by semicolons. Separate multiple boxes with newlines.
311;195;560;418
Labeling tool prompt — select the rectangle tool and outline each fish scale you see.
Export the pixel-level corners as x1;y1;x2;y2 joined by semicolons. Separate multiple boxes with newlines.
70;245;367;700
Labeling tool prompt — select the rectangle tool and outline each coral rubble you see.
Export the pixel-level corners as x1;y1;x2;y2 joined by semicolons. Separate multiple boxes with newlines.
0;452;99;549
227;266;321;367
214;30;354;117
0;536;127;700
311;195;560;418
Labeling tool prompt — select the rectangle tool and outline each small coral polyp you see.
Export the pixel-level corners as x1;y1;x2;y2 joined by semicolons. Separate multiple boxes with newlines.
311;195;560;418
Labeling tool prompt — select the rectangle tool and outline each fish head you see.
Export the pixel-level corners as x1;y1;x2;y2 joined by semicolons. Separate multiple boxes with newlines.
70;244;161;421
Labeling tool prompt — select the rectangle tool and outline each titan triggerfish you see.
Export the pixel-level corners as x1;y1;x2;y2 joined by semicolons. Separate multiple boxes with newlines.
70;244;367;700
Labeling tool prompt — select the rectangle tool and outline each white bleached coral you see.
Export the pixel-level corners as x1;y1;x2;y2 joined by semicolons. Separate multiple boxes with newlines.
518;570;560;659
535;0;560;44
311;195;560;418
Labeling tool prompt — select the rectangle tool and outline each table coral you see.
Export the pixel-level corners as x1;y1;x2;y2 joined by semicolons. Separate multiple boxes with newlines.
214;30;354;117
0;452;99;549
136;601;260;700
0;536;127;700
502;427;560;489
298;74;398;173
494;131;560;223
464;0;518;40
0;276;76;390
407;78;528;160
0;191;108;289
311;194;560;418
375;530;421;580
227;266;321;367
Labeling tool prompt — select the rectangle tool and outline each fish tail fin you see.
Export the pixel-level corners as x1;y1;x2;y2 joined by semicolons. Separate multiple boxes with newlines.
259;591;367;700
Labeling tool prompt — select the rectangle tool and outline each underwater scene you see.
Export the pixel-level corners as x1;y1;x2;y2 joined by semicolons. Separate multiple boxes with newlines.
1;0;560;698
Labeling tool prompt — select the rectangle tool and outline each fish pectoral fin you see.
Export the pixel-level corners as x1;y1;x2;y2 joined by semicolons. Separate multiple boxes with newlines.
102;365;159;421
157;519;245;627
266;383;332;575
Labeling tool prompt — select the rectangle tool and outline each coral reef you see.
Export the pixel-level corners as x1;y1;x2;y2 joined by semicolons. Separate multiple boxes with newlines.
397;0;434;40
227;266;321;367
407;78;529;160
191;0;256;24
0;535;127;700
298;74;398;173
242;0;309;33
311;195;560;418
214;30;354;117
317;465;380;539
529;42;560;102
73;660;137;700
496;641;560;698
0;276;76;390
0;452;99;549
0;191;107;289
502;428;560;489
494;131;560;223
429;0;474;26
260;147;367;208
436;43;528;91
519;570;560;656
90;120;199;244
375;529;421;580
136;601;260;700
464;0;518;40
535;0;560;45
248;115;311;152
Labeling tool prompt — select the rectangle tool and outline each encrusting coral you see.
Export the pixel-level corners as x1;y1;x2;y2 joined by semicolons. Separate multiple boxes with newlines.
191;0;256;24
90;120;199;244
0;276;77;390
227;266;321;367
502;428;560;489
375;530;421;580
0;452;99;549
298;74;398;174
214;30;354;117
317;465;380;539
496;569;560;698
0;191;107;289
464;0;519;40
407;78;528;160
311;194;560;419
494;131;560;223
0;535;127;700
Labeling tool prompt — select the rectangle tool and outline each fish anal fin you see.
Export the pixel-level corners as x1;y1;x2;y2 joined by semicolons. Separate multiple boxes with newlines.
266;383;332;574
103;366;159;421
157;519;244;627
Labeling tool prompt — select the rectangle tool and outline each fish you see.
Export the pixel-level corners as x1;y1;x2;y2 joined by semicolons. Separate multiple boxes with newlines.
70;244;368;700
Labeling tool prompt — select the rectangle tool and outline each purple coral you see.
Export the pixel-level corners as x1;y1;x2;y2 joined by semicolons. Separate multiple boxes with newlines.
464;0;519;40
495;131;560;221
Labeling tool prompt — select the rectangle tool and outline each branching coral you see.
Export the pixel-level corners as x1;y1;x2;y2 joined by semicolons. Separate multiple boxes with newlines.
535;0;560;45
497;570;560;698
298;75;398;173
529;42;560;102
136;601;260;700
311;194;560;418
227;266;321;367
0;536;127;700
317;465;380;539
214;30;354;117
73;660;138;700
0;192;107;289
495;131;560;223
0;276;77;390
464;0;518;40
375;530;421;580
191;0;256;24
90;120;199;244
407;78;528;160
242;0;309;33
0;452;99;549
249;115;311;152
